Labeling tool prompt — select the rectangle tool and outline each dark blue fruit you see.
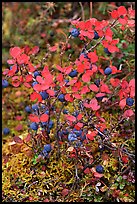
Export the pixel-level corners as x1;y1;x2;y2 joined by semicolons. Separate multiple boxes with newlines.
49;120;54;129
2;79;9;88
73;110;79;117
58;94;65;102
104;48;111;55
73;129;82;137
96;165;104;173
40;91;49;100
104;67;112;75
32;104;39;111
70;28;80;37
25;106;32;113
126;98;134;106
44;144;52;152
3;128;10;135
63;109;69;114
69;70;78;78
34;71;40;77
32;81;38;87
94;79;100;87
68;133;77;142
30;122;38;130
94;31;99;39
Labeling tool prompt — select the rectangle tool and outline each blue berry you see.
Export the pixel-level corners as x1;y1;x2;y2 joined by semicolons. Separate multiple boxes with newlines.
25;106;32;113
73;129;82;137
104;48;111;55
44;110;49;115
73;110;79;117
49;120;54;129
126;98;134;106
63;109;69;114
44;144;52;152
58;94;65;102
68;133;77;142
42;150;49;157
3;128;10;135
69;70;78;78
32;81;38;87
96;165;104;173
96;95;105;102
30;122;38;130
41;122;47;127
80;134;86;141
2;79;9;88
94;31;99;39
32;104;39;111
70;28;80;37
34;71;40;77
104;67;112;75
94;79;100;87
40;91;49;100
62;129;69;135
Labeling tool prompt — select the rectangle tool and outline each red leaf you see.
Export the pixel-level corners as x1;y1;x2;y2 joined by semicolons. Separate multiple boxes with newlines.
83;102;91;108
129;79;135;88
82;73;90;82
36;76;44;84
8;65;18;76
25;74;33;82
130;86;135;98
17;54;30;64
77;63;85;73
33;84;42;92
56;65;63;72
29;114;40;122
73;93;81;99
119;98;126;109
94;172;104;178
100;83;112;94
49;45;57;52
24;133;31;142
81;85;90;94
90;98;100;111
30;92;42;102
88;51;98;63
108;45;119;53
64;65;73;74
111;10;119;19
122;156;128;164
30;46;39;55
15;124;23;131
77;114;83;120
118;18;127;25
123;109;134;118
118;6;127;16
24;82;32;88
89;84;99;92
10;47;21;58
84;167;91;174
67;79;77;85
40;114;49;122
46;89;55;96
7;59;16;64
61;188;69;196
96;92;106;98
66;115;76;122
56;73;63;82
75;122;83;129
15;115;23;121
110;78;120;87
86;131;97;140
65;94;74;102
13;136;23;143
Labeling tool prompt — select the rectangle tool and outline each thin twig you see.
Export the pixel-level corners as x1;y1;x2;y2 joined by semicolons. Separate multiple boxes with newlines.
79;2;85;21
89;2;92;18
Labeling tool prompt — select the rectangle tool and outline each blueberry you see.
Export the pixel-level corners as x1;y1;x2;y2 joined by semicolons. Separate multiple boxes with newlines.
63;109;69;114
34;71;40;77
32;104;39;111
49;120;54;129
62;129;69;135
41;104;46;109
32;81;38;87
70;28;80;37
58;94;65;102
30;122;38;130
47;128;50;134
69;70;78;78
80;134;86;141
96;165;104;173
73;110;79;117
104;48;111;55
49;31;54;37
3;127;10;135
40;91;49;100
42;150;49;157
94;79;100;87
44;144;52;152
2;79;9;88
73;129;82;137
25;106;32;113
68;133;77;142
41;122;47;127
126;98;134;106
94;31;99;39
44;110;49;115
104;67;112;75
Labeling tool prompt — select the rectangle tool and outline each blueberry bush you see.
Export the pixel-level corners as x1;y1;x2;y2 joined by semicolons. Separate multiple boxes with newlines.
2;2;135;202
